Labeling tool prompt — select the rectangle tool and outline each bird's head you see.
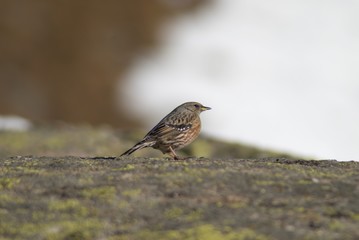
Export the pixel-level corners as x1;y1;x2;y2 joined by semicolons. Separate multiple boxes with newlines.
182;102;211;114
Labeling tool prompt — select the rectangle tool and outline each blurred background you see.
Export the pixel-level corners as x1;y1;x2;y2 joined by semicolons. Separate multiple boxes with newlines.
0;0;358;160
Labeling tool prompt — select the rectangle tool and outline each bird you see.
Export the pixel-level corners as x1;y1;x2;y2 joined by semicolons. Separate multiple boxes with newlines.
120;102;211;160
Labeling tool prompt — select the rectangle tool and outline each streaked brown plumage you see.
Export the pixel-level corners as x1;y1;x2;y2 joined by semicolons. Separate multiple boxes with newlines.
120;102;211;160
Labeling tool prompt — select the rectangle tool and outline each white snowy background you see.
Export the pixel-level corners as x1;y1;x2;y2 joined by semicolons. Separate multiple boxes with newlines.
120;0;359;161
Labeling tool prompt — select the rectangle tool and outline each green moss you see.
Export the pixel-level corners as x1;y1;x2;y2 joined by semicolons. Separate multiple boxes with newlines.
329;220;345;231
254;180;276;186
120;164;136;171
48;199;88;217
297;179;313;185
1;216;102;239
14;166;45;175
190;139;212;157
0;132;29;151
350;213;359;222
43;219;103;240
164;207;184;219
121;225;270;240
112;164;136;171
142;204;202;224
117;200;130;209
122;189;141;198
81;186;117;202
43;136;68;150
0;192;24;204
185;209;203;222
78;176;94;186
0;177;20;190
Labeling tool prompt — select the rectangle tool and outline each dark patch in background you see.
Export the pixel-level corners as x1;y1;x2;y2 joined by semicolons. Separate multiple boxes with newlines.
0;0;207;127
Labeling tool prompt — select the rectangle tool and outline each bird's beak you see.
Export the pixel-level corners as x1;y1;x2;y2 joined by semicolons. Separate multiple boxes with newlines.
201;106;211;111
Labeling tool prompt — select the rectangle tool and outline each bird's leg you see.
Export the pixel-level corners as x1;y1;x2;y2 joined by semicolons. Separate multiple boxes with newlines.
169;146;179;160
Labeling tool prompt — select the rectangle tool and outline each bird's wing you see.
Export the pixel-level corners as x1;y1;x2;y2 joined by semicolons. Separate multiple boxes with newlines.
166;123;192;132
143;112;194;140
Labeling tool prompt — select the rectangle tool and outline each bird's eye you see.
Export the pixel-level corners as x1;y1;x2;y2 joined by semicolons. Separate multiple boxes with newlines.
194;104;200;108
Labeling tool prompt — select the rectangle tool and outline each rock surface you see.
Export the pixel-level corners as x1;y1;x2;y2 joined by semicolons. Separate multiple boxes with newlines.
0;126;358;239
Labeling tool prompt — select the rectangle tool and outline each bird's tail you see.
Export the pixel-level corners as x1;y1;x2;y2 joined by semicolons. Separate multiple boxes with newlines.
120;140;154;157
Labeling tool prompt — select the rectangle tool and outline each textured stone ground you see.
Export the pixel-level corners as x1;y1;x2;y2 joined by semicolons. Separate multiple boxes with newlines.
0;126;358;239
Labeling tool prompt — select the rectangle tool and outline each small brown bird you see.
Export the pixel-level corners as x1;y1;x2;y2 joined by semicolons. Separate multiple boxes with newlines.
120;102;211;160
